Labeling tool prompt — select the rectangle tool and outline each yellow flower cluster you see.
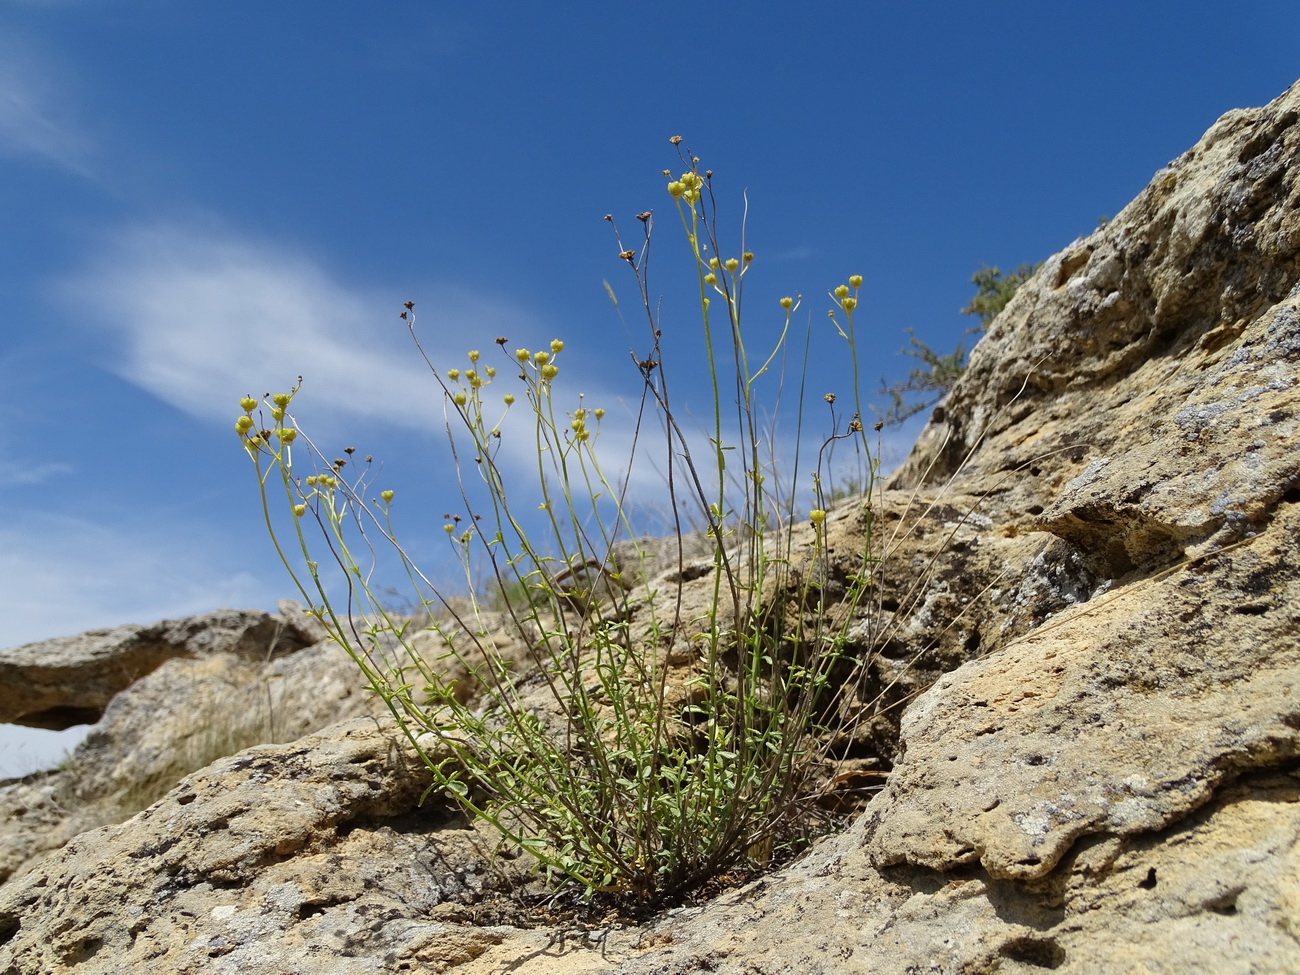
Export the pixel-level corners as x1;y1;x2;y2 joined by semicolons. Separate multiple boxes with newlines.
235;389;300;453
836;276;864;312
666;170;705;203
569;407;593;443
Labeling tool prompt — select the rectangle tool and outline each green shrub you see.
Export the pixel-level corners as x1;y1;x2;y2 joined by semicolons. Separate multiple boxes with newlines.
238;142;883;907
878;262;1040;425
961;263;1040;328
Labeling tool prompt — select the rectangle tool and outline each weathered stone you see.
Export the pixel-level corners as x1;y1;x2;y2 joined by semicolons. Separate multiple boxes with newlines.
0;603;385;886
0;606;321;730
0;718;653;974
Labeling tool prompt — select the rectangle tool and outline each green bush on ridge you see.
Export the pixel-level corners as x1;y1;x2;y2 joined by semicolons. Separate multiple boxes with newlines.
877;262;1041;425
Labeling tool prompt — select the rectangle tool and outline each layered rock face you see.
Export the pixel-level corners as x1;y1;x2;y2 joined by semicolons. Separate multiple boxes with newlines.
1;82;1298;973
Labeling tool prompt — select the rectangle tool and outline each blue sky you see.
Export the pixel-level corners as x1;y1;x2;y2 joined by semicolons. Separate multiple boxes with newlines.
2;0;1297;775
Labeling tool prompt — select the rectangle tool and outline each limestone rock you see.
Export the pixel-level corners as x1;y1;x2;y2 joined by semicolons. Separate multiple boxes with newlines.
617;768;1300;975
613;76;1300;975
0;606;322;730
0;718;656;974
0;606;376;886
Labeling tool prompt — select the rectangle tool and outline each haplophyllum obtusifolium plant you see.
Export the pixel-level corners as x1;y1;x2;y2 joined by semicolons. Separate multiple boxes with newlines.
236;143;882;908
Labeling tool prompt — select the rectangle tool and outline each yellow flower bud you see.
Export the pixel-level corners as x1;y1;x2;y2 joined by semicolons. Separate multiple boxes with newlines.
533;351;550;365
293;504;307;518
780;297;794;310
849;275;863;288
540;364;559;380
667;181;685;198
444;523;455;534
724;258;739;272
276;428;297;444
239;397;257;413
841;296;858;312
594;408;605;419
504;393;516;406
272;393;292;407
704;273;717;285
468;350;480;362
708;257;720;269
453;392;467;406
834;285;850;299
485;366;496;378
235;415;254;435
810;509;827;526
515;348;530;363
380;490;394;504
743;252;754;263
270;407;284;421
447;368;460;381
550;339;564;353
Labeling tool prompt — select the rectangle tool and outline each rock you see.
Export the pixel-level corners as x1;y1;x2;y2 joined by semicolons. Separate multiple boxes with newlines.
0;606;322;730
863;502;1300;882
616;767;1300;975
0;604;379;886
0;718;651;974
3;81;1300;974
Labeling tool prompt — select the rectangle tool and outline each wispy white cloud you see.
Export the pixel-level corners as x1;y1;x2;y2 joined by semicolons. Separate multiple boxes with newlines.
0;35;94;176
0;458;73;487
60;222;549;436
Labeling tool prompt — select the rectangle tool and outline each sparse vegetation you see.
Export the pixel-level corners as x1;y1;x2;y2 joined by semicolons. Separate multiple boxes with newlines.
237;141;976;910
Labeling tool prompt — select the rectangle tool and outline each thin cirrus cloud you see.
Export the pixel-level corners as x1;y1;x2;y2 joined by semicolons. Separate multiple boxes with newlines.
0;36;94;177
0;454;73;488
61;223;548;437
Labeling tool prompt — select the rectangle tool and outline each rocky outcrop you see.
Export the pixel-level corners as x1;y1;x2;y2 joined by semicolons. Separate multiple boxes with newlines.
0;602;369;887
0;604;325;730
1;82;1298;973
